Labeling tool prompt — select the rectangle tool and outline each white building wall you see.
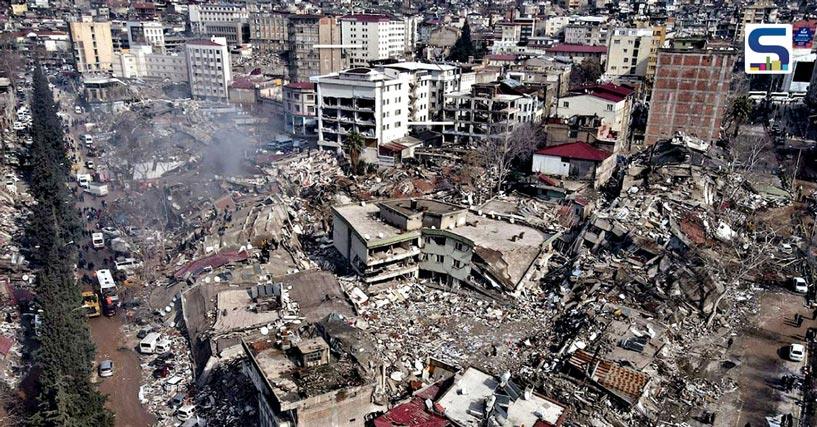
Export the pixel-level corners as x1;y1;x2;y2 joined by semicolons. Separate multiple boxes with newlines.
532;154;570;176
558;95;624;131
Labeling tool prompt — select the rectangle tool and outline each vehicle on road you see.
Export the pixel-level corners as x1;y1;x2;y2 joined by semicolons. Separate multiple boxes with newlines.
793;277;808;294
788;343;806;362
95;269;119;306
76;173;91;188
85;160;95;170
101;296;116;317
74;106;82;114
92;232;105;249
98;360;114;378
81;291;101;317
85;183;108;196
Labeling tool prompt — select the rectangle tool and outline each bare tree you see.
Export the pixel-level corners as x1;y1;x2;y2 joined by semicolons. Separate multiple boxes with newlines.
480;122;541;195
705;223;780;327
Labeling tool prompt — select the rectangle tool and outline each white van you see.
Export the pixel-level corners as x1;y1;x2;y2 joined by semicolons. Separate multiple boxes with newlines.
176;405;195;421
115;257;142;271
92;232;105;249
76;173;91;189
96;269;119;305
139;332;161;354
83;134;94;146
155;338;172;354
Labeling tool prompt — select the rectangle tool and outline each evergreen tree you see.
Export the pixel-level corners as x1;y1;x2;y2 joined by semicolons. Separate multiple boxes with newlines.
448;22;476;63
24;65;113;427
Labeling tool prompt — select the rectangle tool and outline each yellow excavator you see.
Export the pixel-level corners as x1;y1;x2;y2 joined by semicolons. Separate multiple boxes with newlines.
81;291;101;318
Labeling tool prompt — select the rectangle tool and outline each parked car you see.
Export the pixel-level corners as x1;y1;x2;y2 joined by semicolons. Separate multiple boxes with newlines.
788;343;806;362
98;360;114;378
793;277;808;294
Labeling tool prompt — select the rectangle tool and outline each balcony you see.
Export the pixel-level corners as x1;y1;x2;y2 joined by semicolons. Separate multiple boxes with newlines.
364;264;419;284
367;245;421;267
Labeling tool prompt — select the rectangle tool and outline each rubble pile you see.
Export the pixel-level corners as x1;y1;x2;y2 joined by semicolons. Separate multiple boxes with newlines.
193;358;257;426
136;325;196;425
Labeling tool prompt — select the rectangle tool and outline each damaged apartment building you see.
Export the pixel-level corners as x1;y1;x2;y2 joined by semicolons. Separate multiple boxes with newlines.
331;199;557;296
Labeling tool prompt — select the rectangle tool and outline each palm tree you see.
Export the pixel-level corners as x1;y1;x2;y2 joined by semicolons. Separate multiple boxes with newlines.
729;95;752;137
345;132;365;175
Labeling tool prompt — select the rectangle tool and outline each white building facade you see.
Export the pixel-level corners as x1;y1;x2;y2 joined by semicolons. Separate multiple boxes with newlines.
185;37;232;100
340;14;406;67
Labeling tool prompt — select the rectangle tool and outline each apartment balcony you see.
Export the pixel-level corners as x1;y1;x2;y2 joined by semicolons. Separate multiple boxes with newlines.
364;264;419;284
367;245;421;267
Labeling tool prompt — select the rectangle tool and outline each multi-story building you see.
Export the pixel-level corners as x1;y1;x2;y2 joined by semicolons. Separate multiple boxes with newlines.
126;21;164;52
645;48;736;146
249;12;288;52
441;81;541;145
604;28;654;83
282;82;317;137
381;62;464;126
332;199;551;294
314;67;411;159
340;14;406;67
113;45;187;82
69;17;114;74
564;22;608;46
736;0;778;42
288;15;346;82
188;4;247;34
557;83;634;151
184;37;232;100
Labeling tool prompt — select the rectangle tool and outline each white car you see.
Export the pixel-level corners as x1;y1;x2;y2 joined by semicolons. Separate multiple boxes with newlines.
98;360;114;378
793;277;808;294
788;343;806;362
85;160;95;170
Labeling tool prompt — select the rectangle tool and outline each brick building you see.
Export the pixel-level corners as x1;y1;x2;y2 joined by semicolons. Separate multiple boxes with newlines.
644;49;736;146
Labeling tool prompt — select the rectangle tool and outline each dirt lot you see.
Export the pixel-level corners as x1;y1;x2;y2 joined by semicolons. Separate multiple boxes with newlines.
719;290;811;426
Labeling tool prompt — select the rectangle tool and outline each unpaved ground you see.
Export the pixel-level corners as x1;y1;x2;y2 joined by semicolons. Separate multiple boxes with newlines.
718;290;811;426
90;315;154;427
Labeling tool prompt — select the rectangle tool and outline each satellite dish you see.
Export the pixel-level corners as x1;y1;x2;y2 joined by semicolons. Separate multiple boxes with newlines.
214;276;221;283
260;326;269;335
205;277;211;283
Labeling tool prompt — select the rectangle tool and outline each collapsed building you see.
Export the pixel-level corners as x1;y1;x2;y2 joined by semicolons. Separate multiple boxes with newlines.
332;199;558;296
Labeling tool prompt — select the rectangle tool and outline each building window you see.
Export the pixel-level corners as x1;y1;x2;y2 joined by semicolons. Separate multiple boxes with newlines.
454;241;466;252
606;104;614;111
435;254;444;263
562;101;569;108
453;259;464;269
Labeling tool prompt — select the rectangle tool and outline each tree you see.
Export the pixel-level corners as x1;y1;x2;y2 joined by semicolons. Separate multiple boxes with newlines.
480;122;541;194
447;22;476;63
344;132;365;175
24;65;113;426
570;57;603;86
726;95;752;137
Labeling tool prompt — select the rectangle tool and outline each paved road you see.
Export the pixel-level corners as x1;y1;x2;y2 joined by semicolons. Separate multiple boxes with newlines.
55;86;154;427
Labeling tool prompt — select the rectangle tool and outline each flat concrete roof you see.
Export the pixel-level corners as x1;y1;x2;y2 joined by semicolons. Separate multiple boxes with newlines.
454;213;549;286
380;199;465;217
333;203;420;248
212;289;279;332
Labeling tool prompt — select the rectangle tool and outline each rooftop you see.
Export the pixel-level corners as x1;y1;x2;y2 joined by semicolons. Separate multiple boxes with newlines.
333;203;421;248
437;367;567;426
380;199;466;218
383;62;459;72
339;13;393;23
245;339;366;404
453;214;549;288
535;142;612;162
546;43;608;54
212;288;279;333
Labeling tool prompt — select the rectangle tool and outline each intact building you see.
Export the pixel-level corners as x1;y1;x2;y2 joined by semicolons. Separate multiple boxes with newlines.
185;37;232;100
340;14;406;67
604;28;654;83
69;17;114;74
288;15;346;82
645;49;736;146
249;12;288;52
314;67;411;158
736;0;778;42
126;21;165;52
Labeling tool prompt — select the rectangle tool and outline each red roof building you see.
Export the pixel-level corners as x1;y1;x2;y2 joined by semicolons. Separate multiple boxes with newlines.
546;43;607;54
373;397;449;427
535;142;611;161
